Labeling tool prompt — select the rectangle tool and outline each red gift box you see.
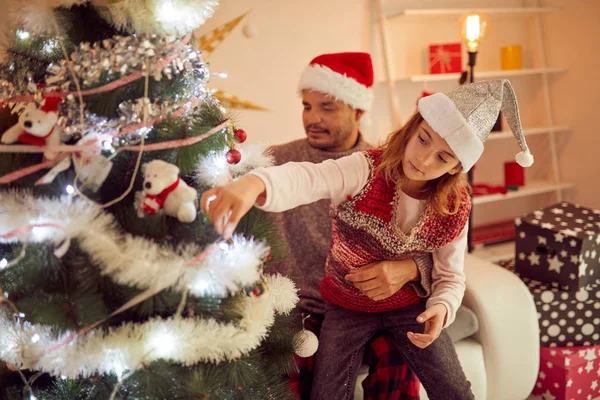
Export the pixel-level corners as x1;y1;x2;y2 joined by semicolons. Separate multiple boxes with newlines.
429;43;462;74
532;345;600;400
504;161;525;188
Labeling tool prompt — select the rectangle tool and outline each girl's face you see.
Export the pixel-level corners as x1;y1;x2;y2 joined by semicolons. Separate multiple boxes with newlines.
402;120;462;183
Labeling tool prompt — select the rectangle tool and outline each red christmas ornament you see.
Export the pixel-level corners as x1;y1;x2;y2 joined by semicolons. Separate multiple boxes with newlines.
234;128;247;143
226;148;242;164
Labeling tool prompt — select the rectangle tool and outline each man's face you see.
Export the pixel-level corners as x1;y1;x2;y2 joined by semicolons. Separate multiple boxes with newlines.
302;90;361;152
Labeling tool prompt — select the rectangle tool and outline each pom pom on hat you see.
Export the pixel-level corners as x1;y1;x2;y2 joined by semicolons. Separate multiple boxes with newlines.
516;149;534;167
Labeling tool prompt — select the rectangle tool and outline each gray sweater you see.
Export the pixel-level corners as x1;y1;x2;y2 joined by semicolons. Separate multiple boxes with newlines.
265;137;433;315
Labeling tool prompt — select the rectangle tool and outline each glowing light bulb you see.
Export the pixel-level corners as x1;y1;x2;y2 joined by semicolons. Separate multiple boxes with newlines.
114;363;125;380
459;12;489;52
191;278;210;293
156;1;179;23
43;39;57;53
149;331;176;358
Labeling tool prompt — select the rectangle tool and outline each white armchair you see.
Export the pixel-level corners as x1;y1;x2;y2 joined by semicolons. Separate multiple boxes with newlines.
355;254;540;400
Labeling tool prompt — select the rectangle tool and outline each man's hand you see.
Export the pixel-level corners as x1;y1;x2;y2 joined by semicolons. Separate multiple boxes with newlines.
200;175;266;238
344;259;420;301
407;303;447;349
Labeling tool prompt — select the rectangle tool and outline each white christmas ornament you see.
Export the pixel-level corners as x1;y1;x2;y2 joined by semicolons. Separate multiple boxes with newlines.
293;329;319;358
1;98;63;160
137;160;198;223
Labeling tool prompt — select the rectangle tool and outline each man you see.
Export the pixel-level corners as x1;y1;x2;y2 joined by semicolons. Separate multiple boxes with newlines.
265;52;433;399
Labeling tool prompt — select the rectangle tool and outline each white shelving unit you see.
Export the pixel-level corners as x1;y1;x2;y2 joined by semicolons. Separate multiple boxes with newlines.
472;181;574;205
385;6;559;19
373;1;571;249
388;67;566;83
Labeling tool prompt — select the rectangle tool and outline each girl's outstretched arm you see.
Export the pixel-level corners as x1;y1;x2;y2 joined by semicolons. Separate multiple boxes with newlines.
201;152;370;238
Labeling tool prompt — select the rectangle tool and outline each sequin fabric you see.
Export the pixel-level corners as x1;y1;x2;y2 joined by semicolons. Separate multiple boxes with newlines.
319;149;471;312
448;79;528;151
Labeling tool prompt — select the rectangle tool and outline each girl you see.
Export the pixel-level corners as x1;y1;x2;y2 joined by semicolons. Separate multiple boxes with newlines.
201;79;533;400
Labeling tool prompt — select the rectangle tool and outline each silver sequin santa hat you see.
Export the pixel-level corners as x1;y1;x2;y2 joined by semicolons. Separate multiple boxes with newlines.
417;79;534;172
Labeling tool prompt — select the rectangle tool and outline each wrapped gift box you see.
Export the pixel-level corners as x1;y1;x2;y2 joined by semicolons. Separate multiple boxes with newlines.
532;345;600;400
515;202;600;290
500;259;599;347
428;43;462;74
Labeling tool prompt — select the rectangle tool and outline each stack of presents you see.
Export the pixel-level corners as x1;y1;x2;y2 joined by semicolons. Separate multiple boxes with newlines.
502;202;600;399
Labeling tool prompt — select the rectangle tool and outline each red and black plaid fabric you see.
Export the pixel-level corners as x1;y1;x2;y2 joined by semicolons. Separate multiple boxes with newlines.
289;314;420;400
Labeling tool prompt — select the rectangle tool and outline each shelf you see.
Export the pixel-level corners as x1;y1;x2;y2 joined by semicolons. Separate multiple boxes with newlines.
486;126;570;141
386;7;560;20
472;182;574;205
390;68;566;83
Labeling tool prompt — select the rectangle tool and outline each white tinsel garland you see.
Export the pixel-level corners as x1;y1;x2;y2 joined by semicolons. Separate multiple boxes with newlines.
10;0;218;36
0;191;266;297
195;143;274;188
10;0;88;34
0;274;298;378
96;0;219;36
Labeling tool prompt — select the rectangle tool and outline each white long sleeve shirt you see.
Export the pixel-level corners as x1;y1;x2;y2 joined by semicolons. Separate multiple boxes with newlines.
250;152;467;327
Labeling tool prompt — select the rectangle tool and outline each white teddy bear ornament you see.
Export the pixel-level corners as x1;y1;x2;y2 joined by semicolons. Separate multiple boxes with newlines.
1;96;63;160
137;160;198;223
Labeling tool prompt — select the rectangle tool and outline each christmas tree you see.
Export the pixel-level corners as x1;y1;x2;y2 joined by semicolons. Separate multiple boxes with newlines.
0;1;303;398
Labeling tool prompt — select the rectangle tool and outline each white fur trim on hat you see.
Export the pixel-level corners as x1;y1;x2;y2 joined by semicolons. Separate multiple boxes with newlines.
418;93;484;172
298;64;373;111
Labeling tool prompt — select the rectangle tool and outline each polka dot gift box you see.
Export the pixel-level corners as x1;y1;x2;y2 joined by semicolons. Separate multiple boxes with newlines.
531;345;600;400
514;202;600;291
501;259;599;347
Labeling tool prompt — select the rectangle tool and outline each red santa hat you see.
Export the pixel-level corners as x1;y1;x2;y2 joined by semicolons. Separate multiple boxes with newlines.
298;52;374;111
40;96;62;113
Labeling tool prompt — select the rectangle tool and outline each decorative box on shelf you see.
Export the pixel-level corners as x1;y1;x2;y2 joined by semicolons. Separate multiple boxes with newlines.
532;345;600;400
428;43;462;75
514;202;600;290
500;259;599;348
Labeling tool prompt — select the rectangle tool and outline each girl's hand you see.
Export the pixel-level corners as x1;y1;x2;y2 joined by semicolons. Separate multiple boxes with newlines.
200;175;266;238
344;259;420;301
407;303;447;349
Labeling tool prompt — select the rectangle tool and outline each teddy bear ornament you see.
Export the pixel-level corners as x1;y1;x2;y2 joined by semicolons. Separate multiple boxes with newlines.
1;97;63;160
137;160;198;223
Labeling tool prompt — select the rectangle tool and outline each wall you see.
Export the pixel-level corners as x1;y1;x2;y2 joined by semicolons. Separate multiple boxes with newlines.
199;0;371;147
538;0;600;210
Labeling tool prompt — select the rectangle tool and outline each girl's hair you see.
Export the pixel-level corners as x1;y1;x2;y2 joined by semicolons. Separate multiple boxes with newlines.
377;112;472;216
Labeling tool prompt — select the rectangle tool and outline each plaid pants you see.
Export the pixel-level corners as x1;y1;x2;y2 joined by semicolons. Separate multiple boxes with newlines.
290;314;420;400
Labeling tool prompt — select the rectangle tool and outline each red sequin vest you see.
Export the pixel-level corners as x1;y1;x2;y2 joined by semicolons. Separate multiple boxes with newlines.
319;149;471;313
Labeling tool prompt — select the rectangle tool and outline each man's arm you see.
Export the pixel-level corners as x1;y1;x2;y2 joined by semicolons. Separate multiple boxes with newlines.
407;254;433;298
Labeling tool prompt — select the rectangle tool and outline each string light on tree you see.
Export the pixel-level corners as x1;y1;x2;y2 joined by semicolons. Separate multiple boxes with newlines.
17;30;30;40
